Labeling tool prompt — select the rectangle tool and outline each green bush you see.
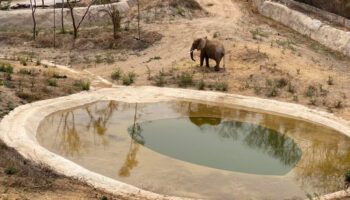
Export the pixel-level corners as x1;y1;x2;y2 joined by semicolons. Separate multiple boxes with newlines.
47;79;58;87
214;81;228;92
0;63;14;74
4;166;18;175
196;80;205;90
177;72;193;87
19;57;28;66
122;72;136;86
306;85;318;97
75;80;90;91
153;70;166;87
345;171;350;184
111;68;122;81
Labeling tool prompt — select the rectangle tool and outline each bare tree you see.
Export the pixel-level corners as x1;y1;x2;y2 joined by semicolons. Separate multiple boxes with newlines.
66;0;97;39
29;0;37;40
61;0;65;32
137;0;140;40
100;1;123;39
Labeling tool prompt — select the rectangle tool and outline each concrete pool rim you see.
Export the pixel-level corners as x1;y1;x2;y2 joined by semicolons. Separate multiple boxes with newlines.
0;86;349;200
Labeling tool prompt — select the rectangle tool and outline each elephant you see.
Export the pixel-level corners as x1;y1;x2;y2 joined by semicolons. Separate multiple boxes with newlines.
190;37;225;71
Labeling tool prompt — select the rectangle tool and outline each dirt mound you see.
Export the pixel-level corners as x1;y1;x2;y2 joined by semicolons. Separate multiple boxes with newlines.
295;0;350;19
141;0;207;20
168;0;202;10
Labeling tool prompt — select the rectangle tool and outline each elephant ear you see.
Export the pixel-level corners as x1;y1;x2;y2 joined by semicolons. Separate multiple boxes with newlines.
198;38;207;50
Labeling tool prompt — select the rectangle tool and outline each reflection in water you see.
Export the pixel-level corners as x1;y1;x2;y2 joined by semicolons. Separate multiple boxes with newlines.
295;140;350;193
134;118;302;175
119;104;142;177
45;101;119;156
56;112;82;157
37;100;350;197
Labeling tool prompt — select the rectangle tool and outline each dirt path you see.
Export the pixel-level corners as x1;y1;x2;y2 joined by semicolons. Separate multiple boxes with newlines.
83;0;350;121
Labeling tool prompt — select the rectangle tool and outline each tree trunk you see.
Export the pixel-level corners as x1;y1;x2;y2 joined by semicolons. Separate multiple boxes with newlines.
61;0;64;32
113;20;117;39
137;0;140;40
68;5;78;38
32;13;36;39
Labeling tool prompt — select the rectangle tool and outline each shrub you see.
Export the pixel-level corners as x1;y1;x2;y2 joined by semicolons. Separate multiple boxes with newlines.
334;100;343;109
111;68;122;81
4;166;18;175
19;57;28;66
153;71;166;87
250;28;268;40
4;80;15;88
122;72;136;86
47;79;58;87
106;54;115;64
196;80;205;90
101;196;108;200
75;80;90;91
214;81;228;92
177;72;193;87
0;63;14;74
275;77;289;88
288;83;296;94
267;86;279;97
327;76;334;85
52;73;67;79
345;171;350;185
306;85;318;97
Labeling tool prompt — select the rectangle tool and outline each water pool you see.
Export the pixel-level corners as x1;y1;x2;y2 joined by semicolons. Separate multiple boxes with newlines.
37;101;350;199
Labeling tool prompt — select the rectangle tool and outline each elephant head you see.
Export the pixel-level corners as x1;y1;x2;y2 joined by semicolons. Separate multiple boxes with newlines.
190;37;207;61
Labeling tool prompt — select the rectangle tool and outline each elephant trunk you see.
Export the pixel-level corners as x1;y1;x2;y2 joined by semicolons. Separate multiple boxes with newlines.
190;46;195;61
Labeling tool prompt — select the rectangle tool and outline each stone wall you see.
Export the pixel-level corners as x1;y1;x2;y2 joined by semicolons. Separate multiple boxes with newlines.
294;0;350;19
252;0;350;57
0;0;135;30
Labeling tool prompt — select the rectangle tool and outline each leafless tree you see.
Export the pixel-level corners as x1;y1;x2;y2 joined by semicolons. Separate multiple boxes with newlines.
100;1;123;39
61;0;65;32
137;0;140;40
29;0;37;40
66;0;97;39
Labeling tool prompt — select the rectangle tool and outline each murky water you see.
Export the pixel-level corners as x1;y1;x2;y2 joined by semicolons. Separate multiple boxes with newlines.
37;101;350;200
135;118;301;175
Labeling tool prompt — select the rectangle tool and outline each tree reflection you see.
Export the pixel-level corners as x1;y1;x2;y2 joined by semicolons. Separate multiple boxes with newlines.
200;120;302;167
119;103;143;177
85;101;118;136
55;111;82;157
53;101;119;156
294;138;350;193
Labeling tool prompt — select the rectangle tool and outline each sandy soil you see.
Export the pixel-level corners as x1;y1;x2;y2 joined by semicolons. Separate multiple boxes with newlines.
1;0;350;199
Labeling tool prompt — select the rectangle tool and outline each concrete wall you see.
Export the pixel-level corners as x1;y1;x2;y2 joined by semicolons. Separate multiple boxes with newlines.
0;0;135;31
279;0;350;29
252;0;350;57
294;0;350;19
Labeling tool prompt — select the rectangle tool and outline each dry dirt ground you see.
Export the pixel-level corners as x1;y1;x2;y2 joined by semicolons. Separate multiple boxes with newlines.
1;0;350;199
0;60;131;200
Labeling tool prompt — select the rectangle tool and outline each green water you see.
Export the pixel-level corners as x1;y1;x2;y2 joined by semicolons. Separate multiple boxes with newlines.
36;101;350;199
131;117;301;175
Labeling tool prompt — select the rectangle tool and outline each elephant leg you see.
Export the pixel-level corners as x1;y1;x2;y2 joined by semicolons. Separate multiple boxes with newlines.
205;56;210;68
200;54;204;67
215;59;221;71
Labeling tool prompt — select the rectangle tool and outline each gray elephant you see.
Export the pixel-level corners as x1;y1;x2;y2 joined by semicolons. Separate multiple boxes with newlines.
190;37;225;71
